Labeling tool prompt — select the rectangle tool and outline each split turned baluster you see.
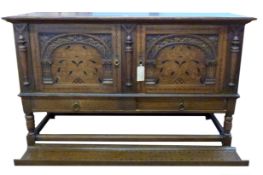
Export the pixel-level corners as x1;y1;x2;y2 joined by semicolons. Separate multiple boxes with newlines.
122;24;136;88
14;24;30;86
228;25;244;87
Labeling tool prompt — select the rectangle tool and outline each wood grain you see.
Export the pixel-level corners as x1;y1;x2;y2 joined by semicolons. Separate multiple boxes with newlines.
2;12;255;166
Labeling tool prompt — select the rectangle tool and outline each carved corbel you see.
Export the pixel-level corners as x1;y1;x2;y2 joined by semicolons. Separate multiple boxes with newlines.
145;59;159;85
205;59;217;85
101;59;113;84
41;59;53;84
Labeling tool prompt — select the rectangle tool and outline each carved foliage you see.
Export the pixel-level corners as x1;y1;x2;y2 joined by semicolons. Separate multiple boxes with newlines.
155;45;207;84
51;44;103;84
39;33;113;85
145;34;218;85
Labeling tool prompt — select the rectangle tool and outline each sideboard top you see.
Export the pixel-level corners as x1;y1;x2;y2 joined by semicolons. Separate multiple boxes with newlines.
3;12;256;24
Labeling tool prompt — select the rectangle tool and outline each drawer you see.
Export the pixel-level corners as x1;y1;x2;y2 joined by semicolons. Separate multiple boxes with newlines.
183;98;227;111
31;98;135;112
31;97;226;112
136;98;227;112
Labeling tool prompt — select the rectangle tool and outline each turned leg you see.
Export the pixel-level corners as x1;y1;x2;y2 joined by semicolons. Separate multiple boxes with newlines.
223;113;233;146
25;113;35;145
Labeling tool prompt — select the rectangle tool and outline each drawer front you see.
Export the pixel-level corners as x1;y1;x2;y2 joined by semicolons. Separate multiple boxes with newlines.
137;25;227;93
136;98;226;112
31;97;226;112
30;24;121;93
32;98;134;112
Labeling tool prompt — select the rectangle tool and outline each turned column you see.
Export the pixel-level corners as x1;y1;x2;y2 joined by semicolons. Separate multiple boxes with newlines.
25;113;35;145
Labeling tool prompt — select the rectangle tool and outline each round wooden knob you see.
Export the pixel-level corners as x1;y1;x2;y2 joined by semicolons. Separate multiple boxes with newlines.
72;102;80;112
179;103;185;111
114;58;120;67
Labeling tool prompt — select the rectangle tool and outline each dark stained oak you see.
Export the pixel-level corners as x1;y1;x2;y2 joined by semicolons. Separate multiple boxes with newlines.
2;12;255;166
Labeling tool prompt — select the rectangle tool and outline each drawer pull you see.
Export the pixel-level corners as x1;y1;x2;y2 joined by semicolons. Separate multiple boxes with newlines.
179;103;185;111
72;102;80;112
114;57;120;67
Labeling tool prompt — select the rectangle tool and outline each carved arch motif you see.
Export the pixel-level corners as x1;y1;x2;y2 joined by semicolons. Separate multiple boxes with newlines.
147;34;216;61
41;33;112;61
145;34;218;85
40;33;113;84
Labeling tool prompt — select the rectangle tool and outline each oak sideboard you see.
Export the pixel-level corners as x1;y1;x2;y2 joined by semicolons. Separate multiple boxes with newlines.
3;12;256;166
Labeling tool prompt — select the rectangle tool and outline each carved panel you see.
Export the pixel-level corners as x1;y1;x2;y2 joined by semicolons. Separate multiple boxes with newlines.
51;44;103;84
39;33;113;85
154;45;207;84
145;34;218;85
